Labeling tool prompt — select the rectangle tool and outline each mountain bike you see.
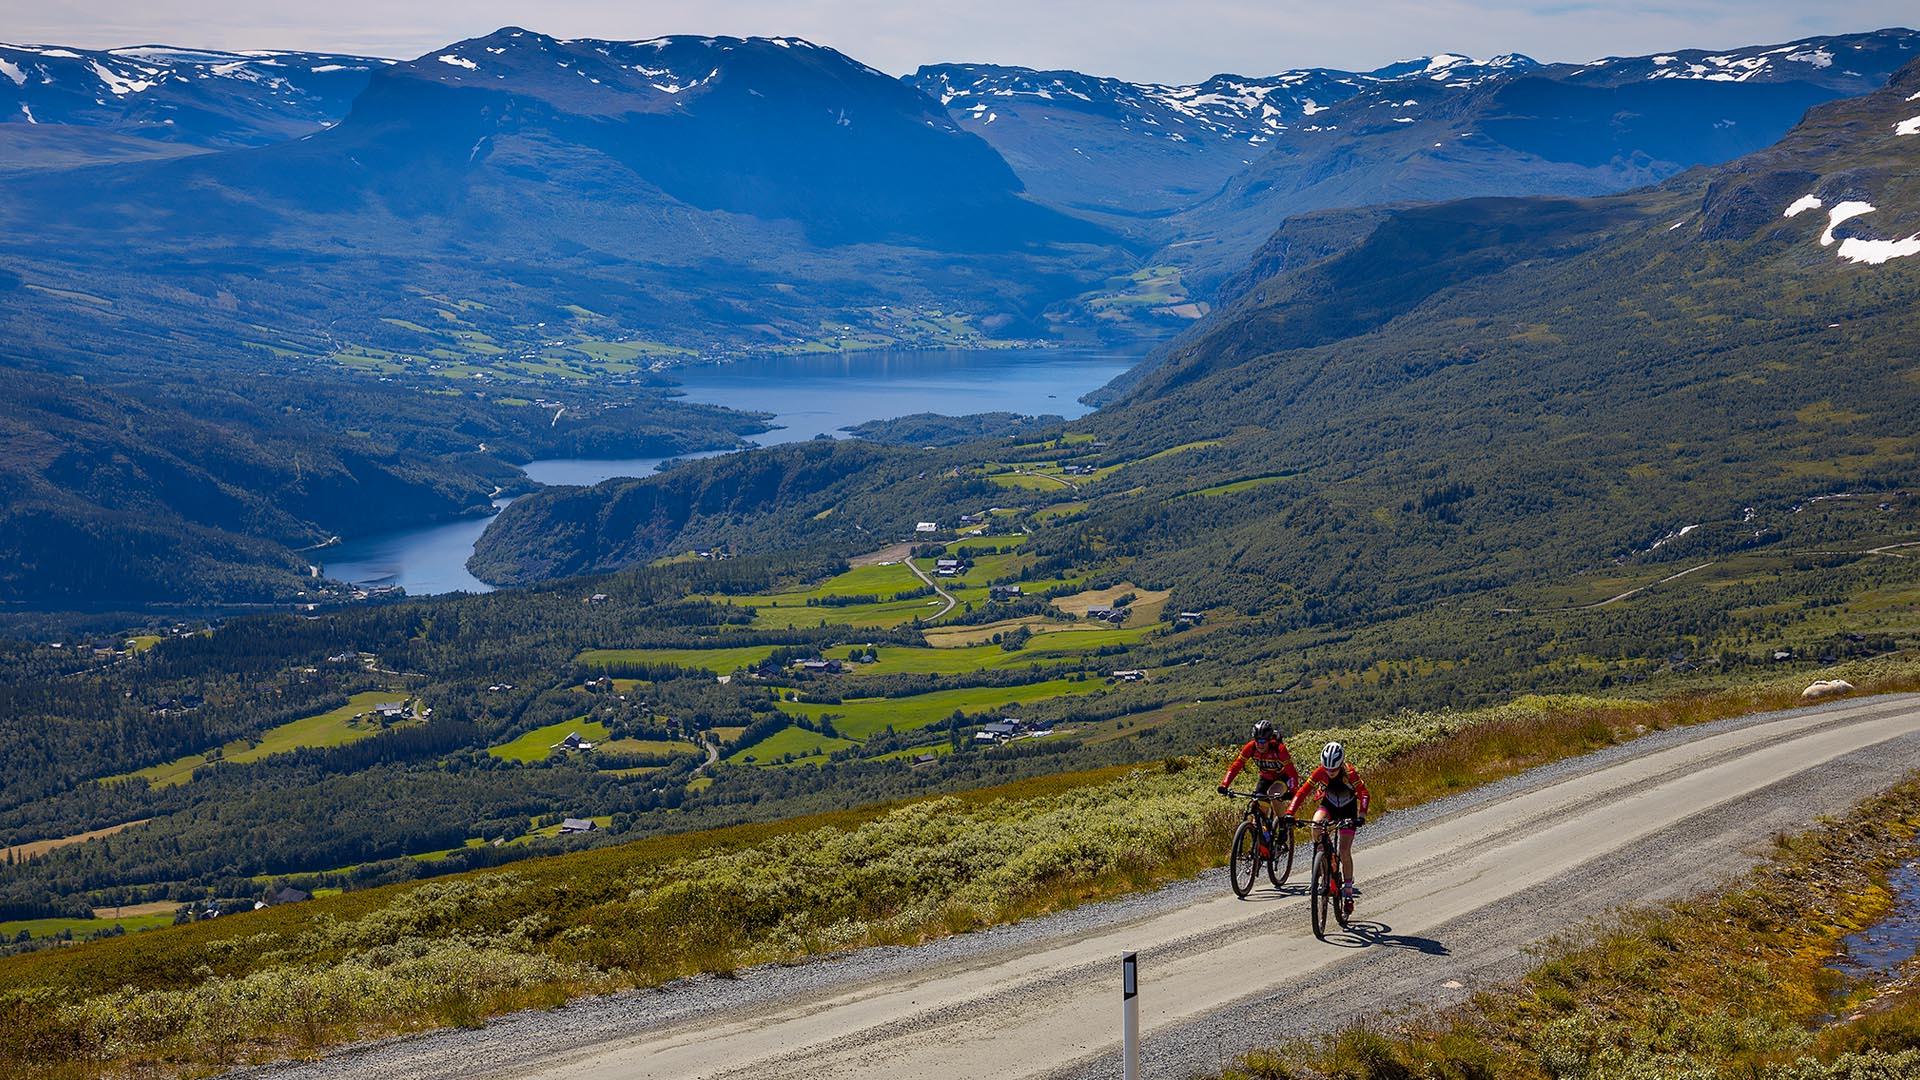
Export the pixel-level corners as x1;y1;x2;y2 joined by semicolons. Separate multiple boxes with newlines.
1303;817;1360;939
1224;790;1294;896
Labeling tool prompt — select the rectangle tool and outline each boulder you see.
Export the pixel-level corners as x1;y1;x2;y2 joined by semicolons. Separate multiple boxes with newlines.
1801;679;1856;701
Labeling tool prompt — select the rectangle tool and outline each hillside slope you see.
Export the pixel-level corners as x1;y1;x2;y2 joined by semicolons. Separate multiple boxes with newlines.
0;368;763;607
0;28;1123;371
913;30;1919;294
478;57;1920;622
0;42;386;170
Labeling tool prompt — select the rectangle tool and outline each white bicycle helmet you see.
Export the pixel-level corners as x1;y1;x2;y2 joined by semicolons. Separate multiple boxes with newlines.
1320;741;1346;774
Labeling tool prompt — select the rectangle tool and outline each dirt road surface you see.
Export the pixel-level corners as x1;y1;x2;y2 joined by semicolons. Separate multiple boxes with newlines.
249;693;1920;1080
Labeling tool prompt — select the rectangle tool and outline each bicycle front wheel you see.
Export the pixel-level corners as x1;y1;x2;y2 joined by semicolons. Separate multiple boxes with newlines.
1309;843;1329;939
1230;819;1261;898
1267;822;1294;888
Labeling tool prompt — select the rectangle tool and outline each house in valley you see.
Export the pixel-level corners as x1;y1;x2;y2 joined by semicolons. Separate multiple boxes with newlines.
559;818;598;834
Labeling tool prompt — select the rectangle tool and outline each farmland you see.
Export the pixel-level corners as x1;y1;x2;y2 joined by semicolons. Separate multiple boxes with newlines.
487;718;611;762
774;676;1105;739
105;692;414;789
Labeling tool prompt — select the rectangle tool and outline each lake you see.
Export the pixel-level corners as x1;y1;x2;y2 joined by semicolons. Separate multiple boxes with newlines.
320;347;1138;595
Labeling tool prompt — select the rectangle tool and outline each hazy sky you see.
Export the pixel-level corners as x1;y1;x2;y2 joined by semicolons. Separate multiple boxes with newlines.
9;1;1915;82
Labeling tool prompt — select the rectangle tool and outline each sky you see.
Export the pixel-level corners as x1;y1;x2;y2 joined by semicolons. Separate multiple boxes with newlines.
9;1;1915;82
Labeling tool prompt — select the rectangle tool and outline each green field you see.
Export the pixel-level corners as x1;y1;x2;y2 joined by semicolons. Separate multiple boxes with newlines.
774;677;1101;739
598;737;700;759
579;644;782;674
577;629;1134;682
727;725;858;766
1190;474;1287;497
488;718;611;762
706;562;946;629
109;692;410;788
0;913;175;941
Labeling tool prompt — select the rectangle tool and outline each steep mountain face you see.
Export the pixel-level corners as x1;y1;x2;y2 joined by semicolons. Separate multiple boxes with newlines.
0;28;1121;370
1164;29;1920;286
0;43;384;168
1077;56;1920;615
906;54;1534;225
912;30;1920;290
0;365;764;607
479;59;1920;625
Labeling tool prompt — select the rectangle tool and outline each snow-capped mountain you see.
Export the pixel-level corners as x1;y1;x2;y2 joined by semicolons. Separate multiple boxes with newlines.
1565;33;1916;88
0;42;388;148
903;53;1539;221
912;53;1536;147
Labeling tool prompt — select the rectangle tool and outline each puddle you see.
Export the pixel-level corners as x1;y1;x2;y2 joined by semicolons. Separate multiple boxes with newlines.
1829;858;1920;986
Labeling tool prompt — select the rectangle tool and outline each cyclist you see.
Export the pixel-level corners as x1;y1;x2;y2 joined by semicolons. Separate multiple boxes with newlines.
1217;719;1300;835
1285;742;1370;902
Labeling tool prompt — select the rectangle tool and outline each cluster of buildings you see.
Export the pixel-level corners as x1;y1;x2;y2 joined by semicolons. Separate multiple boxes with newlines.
974;718;1052;744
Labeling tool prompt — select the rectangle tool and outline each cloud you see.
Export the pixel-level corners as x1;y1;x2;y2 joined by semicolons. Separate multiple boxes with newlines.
7;0;1914;81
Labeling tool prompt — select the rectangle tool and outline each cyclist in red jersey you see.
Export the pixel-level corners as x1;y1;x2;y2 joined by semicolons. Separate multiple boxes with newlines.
1217;719;1300;827
1286;741;1370;901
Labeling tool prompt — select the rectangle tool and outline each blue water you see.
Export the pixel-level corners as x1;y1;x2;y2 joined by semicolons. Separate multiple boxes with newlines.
318;347;1138;596
1830;858;1920;986
320;499;510;596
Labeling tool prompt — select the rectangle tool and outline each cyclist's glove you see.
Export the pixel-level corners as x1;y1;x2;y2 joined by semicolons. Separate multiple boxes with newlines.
1216;784;1230;795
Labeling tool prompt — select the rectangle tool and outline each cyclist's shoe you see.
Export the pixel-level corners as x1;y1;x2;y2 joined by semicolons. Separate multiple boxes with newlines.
1258;843;1271;859
1217;784;1231;795
1342;883;1361;900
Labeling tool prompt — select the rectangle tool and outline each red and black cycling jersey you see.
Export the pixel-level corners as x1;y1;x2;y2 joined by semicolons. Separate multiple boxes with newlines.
1220;737;1299;791
1286;763;1371;819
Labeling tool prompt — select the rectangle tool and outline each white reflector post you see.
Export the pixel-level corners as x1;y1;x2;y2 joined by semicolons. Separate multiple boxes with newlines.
1121;951;1140;1080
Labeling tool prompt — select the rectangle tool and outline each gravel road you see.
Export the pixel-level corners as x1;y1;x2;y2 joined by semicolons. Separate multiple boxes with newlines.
243;692;1920;1080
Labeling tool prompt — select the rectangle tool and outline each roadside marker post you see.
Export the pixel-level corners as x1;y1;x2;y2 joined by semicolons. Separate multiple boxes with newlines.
1122;951;1140;1080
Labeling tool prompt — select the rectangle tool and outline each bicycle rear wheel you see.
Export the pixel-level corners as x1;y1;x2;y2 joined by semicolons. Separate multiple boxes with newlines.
1266;820;1294;888
1230;819;1261;898
1309;842;1329;939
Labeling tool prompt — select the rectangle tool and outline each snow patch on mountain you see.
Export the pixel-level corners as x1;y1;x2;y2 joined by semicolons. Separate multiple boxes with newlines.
1821;201;1876;246
1837;235;1920;264
436;54;477;70
1784;194;1822;218
88;59;156;95
1896;116;1920;136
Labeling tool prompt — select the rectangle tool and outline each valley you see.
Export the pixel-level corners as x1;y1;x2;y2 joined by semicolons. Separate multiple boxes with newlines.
3;13;1920;1080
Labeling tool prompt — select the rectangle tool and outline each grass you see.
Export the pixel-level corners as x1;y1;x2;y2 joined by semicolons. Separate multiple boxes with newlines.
3;820;150;863
578;631;1134;682
0;914;175;942
105;692;409;789
11;663;1920;1078
597;738;699;759
579;644;781;674
1188;474;1287;497
487;719;611;762
774;677;1104;739
725;725;859;765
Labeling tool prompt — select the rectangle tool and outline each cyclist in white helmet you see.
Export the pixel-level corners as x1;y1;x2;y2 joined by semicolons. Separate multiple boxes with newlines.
1285;741;1371;901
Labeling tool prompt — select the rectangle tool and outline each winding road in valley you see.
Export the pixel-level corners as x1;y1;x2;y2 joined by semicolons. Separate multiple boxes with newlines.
255;693;1920;1080
904;557;958;621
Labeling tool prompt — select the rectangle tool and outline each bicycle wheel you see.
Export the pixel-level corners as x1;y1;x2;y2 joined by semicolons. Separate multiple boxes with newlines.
1309;842;1329;939
1230;819;1261;898
1266;820;1294;888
